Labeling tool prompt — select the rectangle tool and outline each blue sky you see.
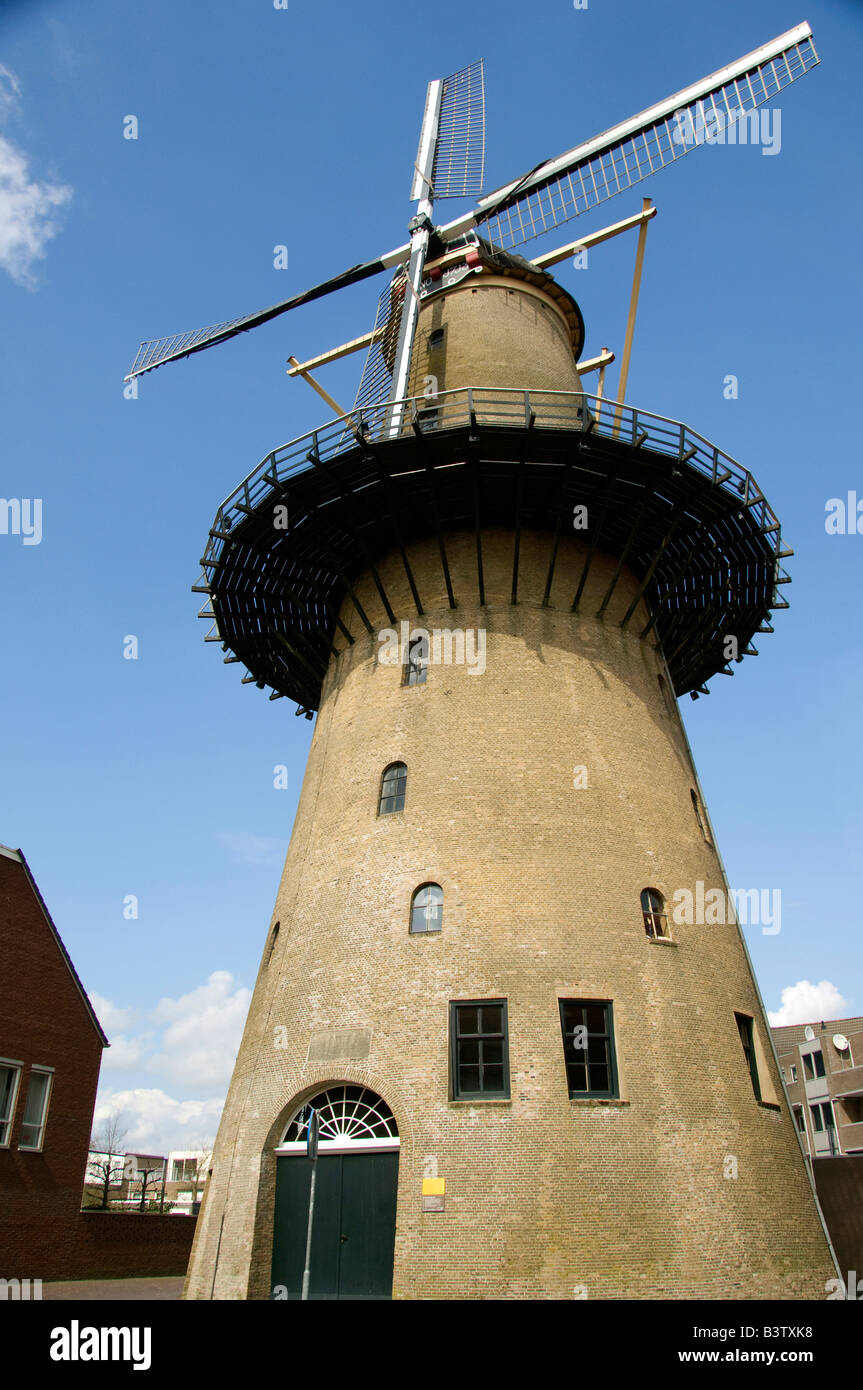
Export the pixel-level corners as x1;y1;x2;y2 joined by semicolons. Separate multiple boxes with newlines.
1;0;860;1153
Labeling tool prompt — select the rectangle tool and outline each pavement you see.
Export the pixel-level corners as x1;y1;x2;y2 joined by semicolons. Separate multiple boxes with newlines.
40;1277;184;1301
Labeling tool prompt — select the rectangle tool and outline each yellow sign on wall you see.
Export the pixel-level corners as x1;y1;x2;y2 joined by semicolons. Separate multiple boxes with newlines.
422;1177;445;1196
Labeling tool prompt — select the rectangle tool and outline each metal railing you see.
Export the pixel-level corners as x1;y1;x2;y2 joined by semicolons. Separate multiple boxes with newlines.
204;387;784;559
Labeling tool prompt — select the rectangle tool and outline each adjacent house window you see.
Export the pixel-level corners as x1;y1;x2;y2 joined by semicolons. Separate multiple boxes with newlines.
0;1062;21;1147
378;762;407;815
410;883;443;934
559;1001;619;1099
810;1101;836;1134
794;1106;806;1134
640;888;670;940
403;635;428;687
789;1064;798;1083
18;1067;53;1151
803;1050;826;1080
450;1001;509;1100
735;1013;762;1102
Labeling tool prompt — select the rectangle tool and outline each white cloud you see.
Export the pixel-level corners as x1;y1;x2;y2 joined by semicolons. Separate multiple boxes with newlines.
89;991;137;1035
151;971;251;1088
93;1089;221;1159
0;65;22;112
90;971;251;1151
102;1035;146;1070
0;66;72;288
92;971;250;1090
215;831;286;866
767;979;849;1027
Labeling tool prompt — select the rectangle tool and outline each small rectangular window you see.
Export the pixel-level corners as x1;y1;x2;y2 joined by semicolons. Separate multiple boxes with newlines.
810;1102;835;1134
402;636;427;687
0;1063;21;1147
450;1000;509;1100
794;1107;806;1133
735;1013;761;1102
18;1067;53;1151
803;1050;825;1080
559;1000;619;1099
428;328;445;349
789;1064;797;1082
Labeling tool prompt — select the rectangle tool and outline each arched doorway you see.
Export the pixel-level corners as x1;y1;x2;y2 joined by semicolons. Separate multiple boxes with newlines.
271;1085;400;1300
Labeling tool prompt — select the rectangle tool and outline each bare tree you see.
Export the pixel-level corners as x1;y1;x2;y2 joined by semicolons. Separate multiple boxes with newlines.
88;1114;129;1209
135;1163;165;1212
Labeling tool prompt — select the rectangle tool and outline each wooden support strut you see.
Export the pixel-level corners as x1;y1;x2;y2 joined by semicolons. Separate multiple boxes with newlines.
612;198;653;438
283;205;653;389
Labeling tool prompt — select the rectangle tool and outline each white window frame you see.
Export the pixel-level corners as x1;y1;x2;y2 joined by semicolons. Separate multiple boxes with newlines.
789;1064;797;1082
17;1066;54;1152
0;1058;23;1149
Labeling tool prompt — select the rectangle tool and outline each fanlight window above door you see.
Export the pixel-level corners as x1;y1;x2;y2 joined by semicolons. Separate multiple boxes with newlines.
278;1085;399;1152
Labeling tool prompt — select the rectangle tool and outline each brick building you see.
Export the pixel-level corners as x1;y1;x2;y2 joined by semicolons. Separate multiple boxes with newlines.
0;844;108;1277
773;1016;863;1158
185;242;838;1300
772;1016;863;1279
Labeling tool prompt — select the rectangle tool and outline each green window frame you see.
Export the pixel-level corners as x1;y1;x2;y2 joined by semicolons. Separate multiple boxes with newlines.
402;636;428;687
559;1000;619;1099
734;1013;762;1102
450;1000;509;1100
378;762;407;815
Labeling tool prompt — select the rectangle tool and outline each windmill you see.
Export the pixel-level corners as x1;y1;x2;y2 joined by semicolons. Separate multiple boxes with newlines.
176;25;839;1303
126;23;818;434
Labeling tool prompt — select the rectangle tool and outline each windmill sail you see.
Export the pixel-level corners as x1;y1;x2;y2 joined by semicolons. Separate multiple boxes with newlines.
353;269;408;415
428;59;485;198
126;24;818;383
453;22;818;250
125;253;397;381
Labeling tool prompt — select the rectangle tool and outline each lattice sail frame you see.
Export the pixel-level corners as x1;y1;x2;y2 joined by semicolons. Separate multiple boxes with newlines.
430;58;485;198
475;29;819;249
280;1086;399;1148
352;268;408;413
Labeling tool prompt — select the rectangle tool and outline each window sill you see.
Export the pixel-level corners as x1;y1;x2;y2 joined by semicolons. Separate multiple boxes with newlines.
647;937;678;947
758;1100;782;1111
449;1097;512;1107
569;1098;630;1108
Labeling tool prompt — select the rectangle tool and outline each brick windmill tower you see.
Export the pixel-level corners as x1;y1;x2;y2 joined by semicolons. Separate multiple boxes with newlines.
129;25;837;1299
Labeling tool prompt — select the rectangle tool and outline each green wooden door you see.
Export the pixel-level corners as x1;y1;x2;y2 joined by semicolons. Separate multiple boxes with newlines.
271;1151;399;1299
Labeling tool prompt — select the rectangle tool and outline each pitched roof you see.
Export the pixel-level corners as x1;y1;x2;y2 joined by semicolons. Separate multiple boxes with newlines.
0;843;109;1048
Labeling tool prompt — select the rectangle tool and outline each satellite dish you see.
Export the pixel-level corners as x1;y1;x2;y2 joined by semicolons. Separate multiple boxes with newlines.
833;1034;849;1052
804;1026;815;1041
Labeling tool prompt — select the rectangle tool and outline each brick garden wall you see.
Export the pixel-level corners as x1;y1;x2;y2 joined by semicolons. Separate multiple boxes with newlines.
0;1209;196;1282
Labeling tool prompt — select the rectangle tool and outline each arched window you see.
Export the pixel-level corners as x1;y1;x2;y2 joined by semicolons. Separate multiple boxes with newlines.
378;762;407;815
690;788;711;844
280;1085;399;1151
410;883;443;934
641;888;669;940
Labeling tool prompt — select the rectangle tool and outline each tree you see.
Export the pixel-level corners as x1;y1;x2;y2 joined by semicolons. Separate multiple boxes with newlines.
134;1162;165;1212
87;1115;128;1209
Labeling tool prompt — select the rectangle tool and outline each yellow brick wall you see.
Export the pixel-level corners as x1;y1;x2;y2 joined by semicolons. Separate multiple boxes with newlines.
185;529;835;1300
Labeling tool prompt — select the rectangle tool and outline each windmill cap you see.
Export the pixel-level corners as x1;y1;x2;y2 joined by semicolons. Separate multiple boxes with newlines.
424;233;585;362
